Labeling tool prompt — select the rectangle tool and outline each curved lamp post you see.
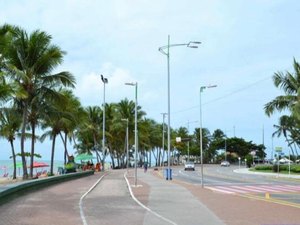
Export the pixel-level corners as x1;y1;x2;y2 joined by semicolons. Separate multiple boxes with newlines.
159;35;201;180
199;84;217;188
101;74;108;171
161;112;167;167
125;82;138;186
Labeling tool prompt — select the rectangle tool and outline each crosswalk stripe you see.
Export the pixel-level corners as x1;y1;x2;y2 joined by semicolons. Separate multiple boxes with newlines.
231;185;279;193
261;185;298;193
206;184;300;194
206;186;235;194
211;186;248;193
282;184;300;191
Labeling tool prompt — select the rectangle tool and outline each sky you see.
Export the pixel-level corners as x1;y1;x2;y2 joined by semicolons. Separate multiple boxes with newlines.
1;0;300;160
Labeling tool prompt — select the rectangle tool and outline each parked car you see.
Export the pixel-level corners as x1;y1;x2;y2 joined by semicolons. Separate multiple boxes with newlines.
220;161;230;167
184;162;195;171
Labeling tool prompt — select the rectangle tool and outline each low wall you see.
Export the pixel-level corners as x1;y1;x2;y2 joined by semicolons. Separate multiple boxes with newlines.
0;170;94;203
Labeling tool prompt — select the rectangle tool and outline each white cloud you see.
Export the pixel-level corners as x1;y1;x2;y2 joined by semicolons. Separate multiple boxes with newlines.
74;62;137;106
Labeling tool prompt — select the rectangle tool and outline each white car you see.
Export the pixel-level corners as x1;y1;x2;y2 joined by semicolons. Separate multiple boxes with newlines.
220;161;230;167
184;162;195;171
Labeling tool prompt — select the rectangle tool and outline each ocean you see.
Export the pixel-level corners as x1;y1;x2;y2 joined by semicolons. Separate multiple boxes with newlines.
0;160;64;177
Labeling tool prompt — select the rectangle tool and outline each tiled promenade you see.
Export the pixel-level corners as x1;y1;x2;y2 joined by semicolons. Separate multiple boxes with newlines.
0;169;299;225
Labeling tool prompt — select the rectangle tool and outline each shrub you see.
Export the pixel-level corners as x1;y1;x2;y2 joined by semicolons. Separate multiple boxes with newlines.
279;165;288;171
272;164;279;172
290;165;300;173
245;154;252;168
254;165;273;171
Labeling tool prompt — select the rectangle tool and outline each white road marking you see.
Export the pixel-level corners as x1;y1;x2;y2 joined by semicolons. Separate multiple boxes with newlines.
79;174;106;225
124;172;178;225
206;184;300;195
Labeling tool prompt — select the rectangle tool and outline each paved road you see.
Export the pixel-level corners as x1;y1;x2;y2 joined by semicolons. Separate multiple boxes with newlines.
173;164;300;205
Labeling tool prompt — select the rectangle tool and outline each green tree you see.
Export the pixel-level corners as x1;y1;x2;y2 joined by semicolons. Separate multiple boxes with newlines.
40;92;76;175
58;90;84;164
0;107;22;179
265;59;300;157
1;25;75;178
265;59;300;116
273;115;297;156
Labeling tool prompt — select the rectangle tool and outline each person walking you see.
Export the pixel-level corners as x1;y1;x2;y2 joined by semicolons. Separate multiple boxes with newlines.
144;162;148;173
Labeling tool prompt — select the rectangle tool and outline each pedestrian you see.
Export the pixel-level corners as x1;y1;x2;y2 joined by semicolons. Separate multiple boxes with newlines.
144;162;148;172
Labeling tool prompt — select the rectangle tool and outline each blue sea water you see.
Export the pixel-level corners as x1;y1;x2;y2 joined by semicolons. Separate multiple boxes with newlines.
0;160;64;177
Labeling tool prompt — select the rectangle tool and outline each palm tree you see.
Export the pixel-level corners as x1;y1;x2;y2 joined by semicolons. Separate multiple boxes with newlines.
82;106;102;161
1;25;75;179
40;94;75;175
0;107;22;179
265;59;300;158
273;115;296;156
57;90;84;164
264;58;300;116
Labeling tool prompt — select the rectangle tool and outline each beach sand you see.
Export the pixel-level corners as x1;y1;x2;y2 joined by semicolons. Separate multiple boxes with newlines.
0;176;24;186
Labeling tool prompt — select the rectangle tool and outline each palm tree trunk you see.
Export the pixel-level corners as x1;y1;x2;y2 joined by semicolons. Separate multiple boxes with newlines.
50;134;57;175
21;101;29;179
110;154;115;169
30;122;36;178
152;149;157;166
10;140;17;179
93;134;100;163
295;145;299;157
96;150;102;164
157;147;161;166
285;137;296;156
59;132;69;164
162;148;165;166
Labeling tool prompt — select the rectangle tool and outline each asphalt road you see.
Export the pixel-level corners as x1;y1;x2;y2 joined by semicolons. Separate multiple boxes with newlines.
173;164;300;205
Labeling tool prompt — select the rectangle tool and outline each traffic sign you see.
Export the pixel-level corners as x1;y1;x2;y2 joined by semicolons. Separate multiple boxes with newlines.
275;147;282;152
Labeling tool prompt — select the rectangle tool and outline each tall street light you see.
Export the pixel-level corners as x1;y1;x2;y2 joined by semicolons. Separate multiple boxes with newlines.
161;113;167;167
121;118;129;172
101;74;108;171
159;35;201;180
125;82;138;186
199;85;217;188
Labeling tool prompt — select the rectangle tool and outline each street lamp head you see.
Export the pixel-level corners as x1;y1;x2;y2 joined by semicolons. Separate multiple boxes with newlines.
187;41;201;48
190;41;202;44
200;86;206;92
125;82;136;86
207;85;217;88
201;84;217;92
101;74;108;83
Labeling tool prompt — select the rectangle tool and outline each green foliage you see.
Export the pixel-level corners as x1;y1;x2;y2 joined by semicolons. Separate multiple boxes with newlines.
264;59;300;158
291;165;300;173
245;154;252;168
272;164;300;173
254;165;273;170
64;162;76;173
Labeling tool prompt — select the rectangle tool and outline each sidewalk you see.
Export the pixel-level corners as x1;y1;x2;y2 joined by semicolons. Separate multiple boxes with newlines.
130;170;225;225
